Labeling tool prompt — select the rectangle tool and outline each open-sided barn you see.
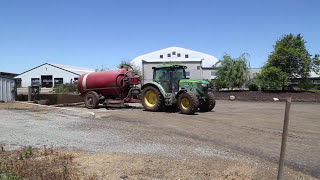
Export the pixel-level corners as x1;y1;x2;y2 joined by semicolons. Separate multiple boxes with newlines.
15;63;94;88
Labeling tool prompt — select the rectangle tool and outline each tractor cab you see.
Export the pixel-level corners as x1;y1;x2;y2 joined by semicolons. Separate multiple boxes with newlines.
152;65;187;93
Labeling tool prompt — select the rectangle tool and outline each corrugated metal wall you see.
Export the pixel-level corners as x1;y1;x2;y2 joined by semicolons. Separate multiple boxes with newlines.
0;76;16;102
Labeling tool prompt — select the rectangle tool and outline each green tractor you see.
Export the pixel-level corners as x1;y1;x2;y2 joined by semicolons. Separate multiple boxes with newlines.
141;64;216;115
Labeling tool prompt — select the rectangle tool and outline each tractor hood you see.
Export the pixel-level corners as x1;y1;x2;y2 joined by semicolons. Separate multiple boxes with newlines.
179;79;211;96
179;79;210;84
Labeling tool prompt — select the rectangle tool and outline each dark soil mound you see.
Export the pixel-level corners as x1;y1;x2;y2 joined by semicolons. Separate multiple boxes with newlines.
214;91;320;102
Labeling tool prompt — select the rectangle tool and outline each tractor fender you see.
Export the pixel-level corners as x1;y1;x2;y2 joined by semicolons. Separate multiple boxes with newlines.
175;89;188;99
141;82;166;97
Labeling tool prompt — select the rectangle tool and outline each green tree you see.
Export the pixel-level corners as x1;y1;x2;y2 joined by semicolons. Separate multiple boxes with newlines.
266;33;312;79
312;54;320;75
95;65;109;72
214;53;250;90
117;60;132;69
117;60;142;76
258;66;288;90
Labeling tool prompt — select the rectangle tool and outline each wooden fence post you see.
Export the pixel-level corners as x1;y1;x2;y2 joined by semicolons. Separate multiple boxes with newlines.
277;97;292;180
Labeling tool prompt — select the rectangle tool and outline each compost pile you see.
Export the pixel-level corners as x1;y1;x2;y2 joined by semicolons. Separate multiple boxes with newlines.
214;91;320;102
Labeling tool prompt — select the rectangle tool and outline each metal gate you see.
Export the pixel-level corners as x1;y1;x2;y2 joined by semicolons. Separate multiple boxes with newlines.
0;76;16;102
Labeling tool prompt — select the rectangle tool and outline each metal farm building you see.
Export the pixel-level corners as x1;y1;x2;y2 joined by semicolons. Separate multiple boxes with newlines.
131;47;220;84
0;76;16;102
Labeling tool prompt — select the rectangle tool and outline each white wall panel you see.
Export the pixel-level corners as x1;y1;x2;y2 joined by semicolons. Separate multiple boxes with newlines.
16;64;81;87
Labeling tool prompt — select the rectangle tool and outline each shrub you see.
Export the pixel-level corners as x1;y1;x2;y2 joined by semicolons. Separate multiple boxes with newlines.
299;78;313;90
248;80;260;91
53;83;78;93
258;66;288;90
210;80;216;90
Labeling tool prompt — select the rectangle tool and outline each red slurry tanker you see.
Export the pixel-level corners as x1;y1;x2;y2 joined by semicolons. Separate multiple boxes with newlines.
77;67;141;109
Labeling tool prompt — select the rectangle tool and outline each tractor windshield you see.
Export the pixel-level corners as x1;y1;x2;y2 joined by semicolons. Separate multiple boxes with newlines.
154;69;170;81
153;67;186;93
154;68;170;92
172;68;186;81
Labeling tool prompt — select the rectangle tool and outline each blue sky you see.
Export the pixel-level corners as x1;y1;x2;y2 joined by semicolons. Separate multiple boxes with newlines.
1;0;319;73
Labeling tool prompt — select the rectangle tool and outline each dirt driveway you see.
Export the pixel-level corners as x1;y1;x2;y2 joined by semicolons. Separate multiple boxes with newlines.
0;100;319;179
84;100;319;177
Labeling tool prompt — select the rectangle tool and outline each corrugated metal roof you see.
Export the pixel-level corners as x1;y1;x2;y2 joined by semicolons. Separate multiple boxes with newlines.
17;63;94;76
51;64;94;75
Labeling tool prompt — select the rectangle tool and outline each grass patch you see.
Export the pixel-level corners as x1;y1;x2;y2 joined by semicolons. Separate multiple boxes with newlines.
0;146;81;180
293;87;320;93
308;88;320;93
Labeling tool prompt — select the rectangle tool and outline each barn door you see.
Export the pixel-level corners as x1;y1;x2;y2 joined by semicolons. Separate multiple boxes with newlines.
41;75;53;87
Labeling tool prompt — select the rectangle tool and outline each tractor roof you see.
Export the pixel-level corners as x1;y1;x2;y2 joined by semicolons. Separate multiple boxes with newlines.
153;64;187;69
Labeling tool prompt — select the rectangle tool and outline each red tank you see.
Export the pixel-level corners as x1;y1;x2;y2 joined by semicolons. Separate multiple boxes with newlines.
78;68;140;100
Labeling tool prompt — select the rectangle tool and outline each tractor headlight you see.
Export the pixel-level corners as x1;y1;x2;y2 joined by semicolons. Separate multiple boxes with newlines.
201;84;208;88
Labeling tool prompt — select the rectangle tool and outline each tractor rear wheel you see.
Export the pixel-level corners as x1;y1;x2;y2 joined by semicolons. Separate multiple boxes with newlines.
85;91;99;109
199;92;216;112
178;92;199;115
141;86;163;111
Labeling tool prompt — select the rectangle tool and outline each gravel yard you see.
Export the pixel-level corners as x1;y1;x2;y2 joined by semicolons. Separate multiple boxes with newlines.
0;101;319;179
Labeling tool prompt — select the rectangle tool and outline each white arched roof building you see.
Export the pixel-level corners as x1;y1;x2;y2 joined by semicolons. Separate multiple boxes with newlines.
131;47;219;71
131;47;219;83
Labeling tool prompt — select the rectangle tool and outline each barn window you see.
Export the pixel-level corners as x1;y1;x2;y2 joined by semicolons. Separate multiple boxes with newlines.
172;51;176;55
185;54;189;58
54;78;63;87
185;72;190;78
177;53;181;57
73;78;78;84
31;78;40;86
160;55;163;59
167;53;171;57
41;75;53;87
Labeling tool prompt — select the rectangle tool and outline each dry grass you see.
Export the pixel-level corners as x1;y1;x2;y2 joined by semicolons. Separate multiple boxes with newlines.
1;146;317;180
73;153;261;180
0;146;259;180
73;152;318;180
0;146;83;180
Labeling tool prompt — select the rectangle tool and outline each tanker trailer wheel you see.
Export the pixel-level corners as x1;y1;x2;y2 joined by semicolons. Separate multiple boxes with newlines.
84;91;99;109
178;92;199;115
141;86;163;111
199;92;216;112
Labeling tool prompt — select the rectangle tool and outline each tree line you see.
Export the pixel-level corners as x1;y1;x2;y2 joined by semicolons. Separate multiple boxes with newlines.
214;33;320;91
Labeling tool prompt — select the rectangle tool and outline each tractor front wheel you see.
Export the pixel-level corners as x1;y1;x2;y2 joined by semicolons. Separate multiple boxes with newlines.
178;92;199;115
141;86;163;111
199;92;216;112
85;91;99;109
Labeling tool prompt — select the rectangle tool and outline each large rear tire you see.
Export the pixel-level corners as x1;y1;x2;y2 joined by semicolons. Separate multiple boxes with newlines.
199;92;216;112
141;86;163;111
178;92;199;115
85;91;99;109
